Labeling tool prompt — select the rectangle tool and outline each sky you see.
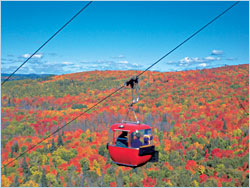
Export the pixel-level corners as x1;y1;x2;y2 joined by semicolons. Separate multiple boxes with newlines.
1;1;249;75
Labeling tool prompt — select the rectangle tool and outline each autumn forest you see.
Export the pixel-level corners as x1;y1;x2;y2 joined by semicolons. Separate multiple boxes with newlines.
1;64;249;187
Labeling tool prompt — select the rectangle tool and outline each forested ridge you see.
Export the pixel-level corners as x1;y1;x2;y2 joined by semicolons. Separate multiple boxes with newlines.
1;64;249;187
1;74;54;82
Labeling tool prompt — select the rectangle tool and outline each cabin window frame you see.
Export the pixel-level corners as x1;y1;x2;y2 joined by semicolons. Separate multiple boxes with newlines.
113;129;130;148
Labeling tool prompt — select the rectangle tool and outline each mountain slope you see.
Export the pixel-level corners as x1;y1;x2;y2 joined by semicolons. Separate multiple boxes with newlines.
1;64;249;187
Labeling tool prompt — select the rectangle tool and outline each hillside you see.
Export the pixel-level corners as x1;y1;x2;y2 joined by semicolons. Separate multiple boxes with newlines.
1;64;249;187
1;73;54;82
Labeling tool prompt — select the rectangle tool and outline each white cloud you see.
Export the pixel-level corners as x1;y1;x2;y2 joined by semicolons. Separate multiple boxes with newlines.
166;54;223;71
178;57;204;64
33;54;42;58
198;63;207;67
22;54;30;58
62;61;73;65
90;64;98;67
180;57;194;63
178;56;221;65
73;64;81;68
119;60;128;64
211;50;223;55
23;53;43;59
204;56;220;61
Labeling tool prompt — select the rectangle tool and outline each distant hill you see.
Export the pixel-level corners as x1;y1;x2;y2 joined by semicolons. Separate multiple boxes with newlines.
1;73;54;82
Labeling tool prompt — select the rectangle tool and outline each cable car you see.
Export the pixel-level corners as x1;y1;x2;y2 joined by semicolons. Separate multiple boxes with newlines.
107;77;158;167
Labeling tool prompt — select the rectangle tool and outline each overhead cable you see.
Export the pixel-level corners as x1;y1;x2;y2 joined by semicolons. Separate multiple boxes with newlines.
1;1;93;86
2;1;240;168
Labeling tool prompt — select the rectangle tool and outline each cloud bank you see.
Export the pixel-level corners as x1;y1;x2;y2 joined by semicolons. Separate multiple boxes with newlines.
171;56;221;67
22;53;43;59
1;50;239;74
211;50;224;55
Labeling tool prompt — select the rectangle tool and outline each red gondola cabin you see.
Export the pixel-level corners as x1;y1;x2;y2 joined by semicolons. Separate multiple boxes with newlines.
107;122;158;167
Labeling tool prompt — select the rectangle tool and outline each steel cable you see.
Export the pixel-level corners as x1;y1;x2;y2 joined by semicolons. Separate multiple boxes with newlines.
1;1;240;170
1;1;93;86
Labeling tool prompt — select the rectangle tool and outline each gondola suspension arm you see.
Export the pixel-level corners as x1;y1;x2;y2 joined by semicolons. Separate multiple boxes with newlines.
123;76;140;124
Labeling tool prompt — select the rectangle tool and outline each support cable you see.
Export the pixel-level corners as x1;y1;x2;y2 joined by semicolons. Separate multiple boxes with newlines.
1;1;93;86
1;1;239;169
2;85;124;168
137;1;240;78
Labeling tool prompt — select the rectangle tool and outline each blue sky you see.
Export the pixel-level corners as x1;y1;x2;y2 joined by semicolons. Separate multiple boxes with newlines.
1;1;249;74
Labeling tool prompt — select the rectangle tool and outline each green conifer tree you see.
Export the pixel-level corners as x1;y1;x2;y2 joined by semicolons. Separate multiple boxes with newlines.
57;134;63;147
50;138;56;153
43;144;48;153
8;98;11;107
98;145;105;156
222;117;227;130
21;156;31;182
10;145;14;158
4;165;7;176
11;176;20;187
56;172;61;185
41;168;48;187
14;142;19;153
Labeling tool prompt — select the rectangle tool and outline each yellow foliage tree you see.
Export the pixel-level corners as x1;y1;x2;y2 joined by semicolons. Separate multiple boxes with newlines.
192;180;199;187
31;170;42;183
46;173;57;186
93;159;101;176
85;129;90;136
21;180;39;187
1;175;11;187
96;168;101;177
198;165;205;175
